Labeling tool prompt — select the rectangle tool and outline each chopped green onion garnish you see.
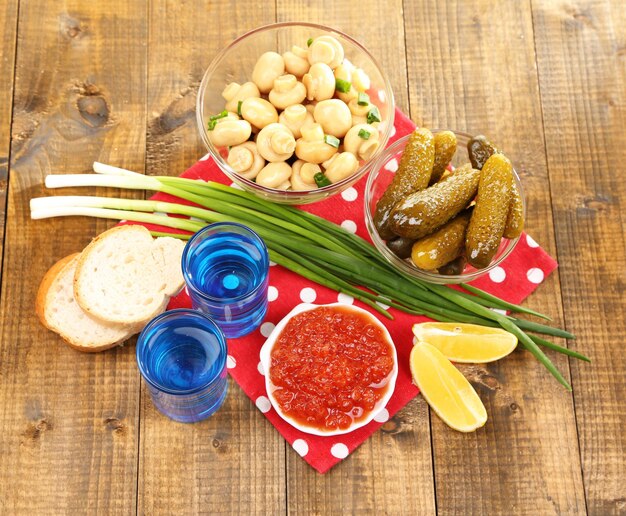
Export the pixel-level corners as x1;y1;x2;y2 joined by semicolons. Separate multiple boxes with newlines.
207;110;229;131
324;134;340;148
335;78;351;93
307;37;314;47
366;106;381;124
357;92;370;106
237;100;243;116
358;128;371;140
314;172;332;187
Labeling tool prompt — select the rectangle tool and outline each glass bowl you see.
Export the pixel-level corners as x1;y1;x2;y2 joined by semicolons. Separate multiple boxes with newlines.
196;22;395;205
259;303;398;436
364;130;525;285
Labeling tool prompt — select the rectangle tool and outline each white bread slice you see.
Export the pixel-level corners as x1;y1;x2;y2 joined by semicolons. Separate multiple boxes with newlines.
73;225;185;325
36;253;137;352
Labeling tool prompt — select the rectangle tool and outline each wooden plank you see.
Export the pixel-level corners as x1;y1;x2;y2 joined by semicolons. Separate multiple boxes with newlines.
0;1;147;513
273;4;436;516
0;0;19;280
138;2;286;514
531;0;626;514
403;1;587;514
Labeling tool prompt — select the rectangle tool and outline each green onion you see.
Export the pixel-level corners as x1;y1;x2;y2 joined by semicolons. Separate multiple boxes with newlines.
237;100;243;116
207;110;228;130
307;37;313;47
335;78;351;93
324;134;340;148
33;165;582;388
358;129;371;140
357;92;370;106
314;172;331;188
366;106;381;124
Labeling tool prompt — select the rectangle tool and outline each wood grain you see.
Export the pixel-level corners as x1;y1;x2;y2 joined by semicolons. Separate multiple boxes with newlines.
0;0;18;281
275;4;436;515
138;2;286;514
403;1;586;513
0;1;147;513
531;1;626;514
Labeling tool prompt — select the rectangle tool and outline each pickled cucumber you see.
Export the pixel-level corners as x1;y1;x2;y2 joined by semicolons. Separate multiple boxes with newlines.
438;255;467;276
374;128;435;240
386;236;415;259
430;131;457;185
411;209;472;271
389;163;480;240
503;182;525;239
466;154;514;269
468;135;499;170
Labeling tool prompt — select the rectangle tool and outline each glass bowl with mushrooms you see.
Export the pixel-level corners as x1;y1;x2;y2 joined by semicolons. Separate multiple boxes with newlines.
196;22;395;204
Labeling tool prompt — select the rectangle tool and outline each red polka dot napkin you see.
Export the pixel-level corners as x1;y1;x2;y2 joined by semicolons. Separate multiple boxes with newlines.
142;109;557;473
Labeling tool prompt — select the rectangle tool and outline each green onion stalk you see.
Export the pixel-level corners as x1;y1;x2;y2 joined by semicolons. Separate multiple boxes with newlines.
30;163;586;389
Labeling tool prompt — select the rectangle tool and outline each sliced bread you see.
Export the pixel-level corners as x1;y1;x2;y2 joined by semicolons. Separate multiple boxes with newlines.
36;253;137;352
73;225;185;325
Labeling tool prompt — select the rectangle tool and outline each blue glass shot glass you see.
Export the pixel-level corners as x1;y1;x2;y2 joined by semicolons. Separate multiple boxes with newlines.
182;223;269;339
136;309;228;423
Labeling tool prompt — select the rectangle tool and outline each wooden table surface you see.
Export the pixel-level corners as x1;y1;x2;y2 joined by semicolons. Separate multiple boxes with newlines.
1;1;624;514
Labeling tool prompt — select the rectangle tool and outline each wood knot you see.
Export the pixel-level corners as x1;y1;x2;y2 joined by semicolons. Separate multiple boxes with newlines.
104;416;126;435
212;438;221;448
77;95;110;127
577;193;611;215
59;13;86;40
21;418;52;444
381;416;401;435
509;402;519;412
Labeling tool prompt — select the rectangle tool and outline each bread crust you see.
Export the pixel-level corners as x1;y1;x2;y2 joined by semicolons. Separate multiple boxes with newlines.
35;253;80;330
36;252;137;352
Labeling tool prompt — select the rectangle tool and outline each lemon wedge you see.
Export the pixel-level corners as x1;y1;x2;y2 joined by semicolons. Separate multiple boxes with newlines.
412;322;517;363
410;341;487;432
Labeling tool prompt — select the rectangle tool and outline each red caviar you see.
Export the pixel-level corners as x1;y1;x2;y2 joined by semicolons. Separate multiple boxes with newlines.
269;306;395;431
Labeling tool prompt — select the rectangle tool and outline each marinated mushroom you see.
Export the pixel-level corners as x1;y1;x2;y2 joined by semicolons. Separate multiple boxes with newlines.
256;162;292;190
269;74;307;110
222;82;260;113
343;123;380;161
295;122;338;164
208;118;252;147
290;160;320;190
227;141;265;179
302;63;335;102
256;123;296;162
313;99;352;138
322;152;359;183
334;62;358;103
283;46;310;77
278;104;314;139
307;35;344;69
252;52;285;94
240;97;278;130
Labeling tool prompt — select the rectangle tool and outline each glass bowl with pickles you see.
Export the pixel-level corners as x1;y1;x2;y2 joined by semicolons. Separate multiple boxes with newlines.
364;129;525;285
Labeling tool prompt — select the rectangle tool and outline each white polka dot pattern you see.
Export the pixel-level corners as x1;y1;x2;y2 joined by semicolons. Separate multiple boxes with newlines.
340;220;357;234
300;287;317;303
526;234;539;248
330;443;349;459
373;408;389;423
337;293;354;304
255;396;271;413
268;286;278;302
260;322;275;337
292;439;309;457
226;355;236;369
385;158;399;172
489;266;506;283
341;187;358;202
527;267;544;284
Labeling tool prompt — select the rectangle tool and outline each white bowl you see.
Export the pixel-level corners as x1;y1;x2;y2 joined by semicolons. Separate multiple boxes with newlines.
259;303;398;436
